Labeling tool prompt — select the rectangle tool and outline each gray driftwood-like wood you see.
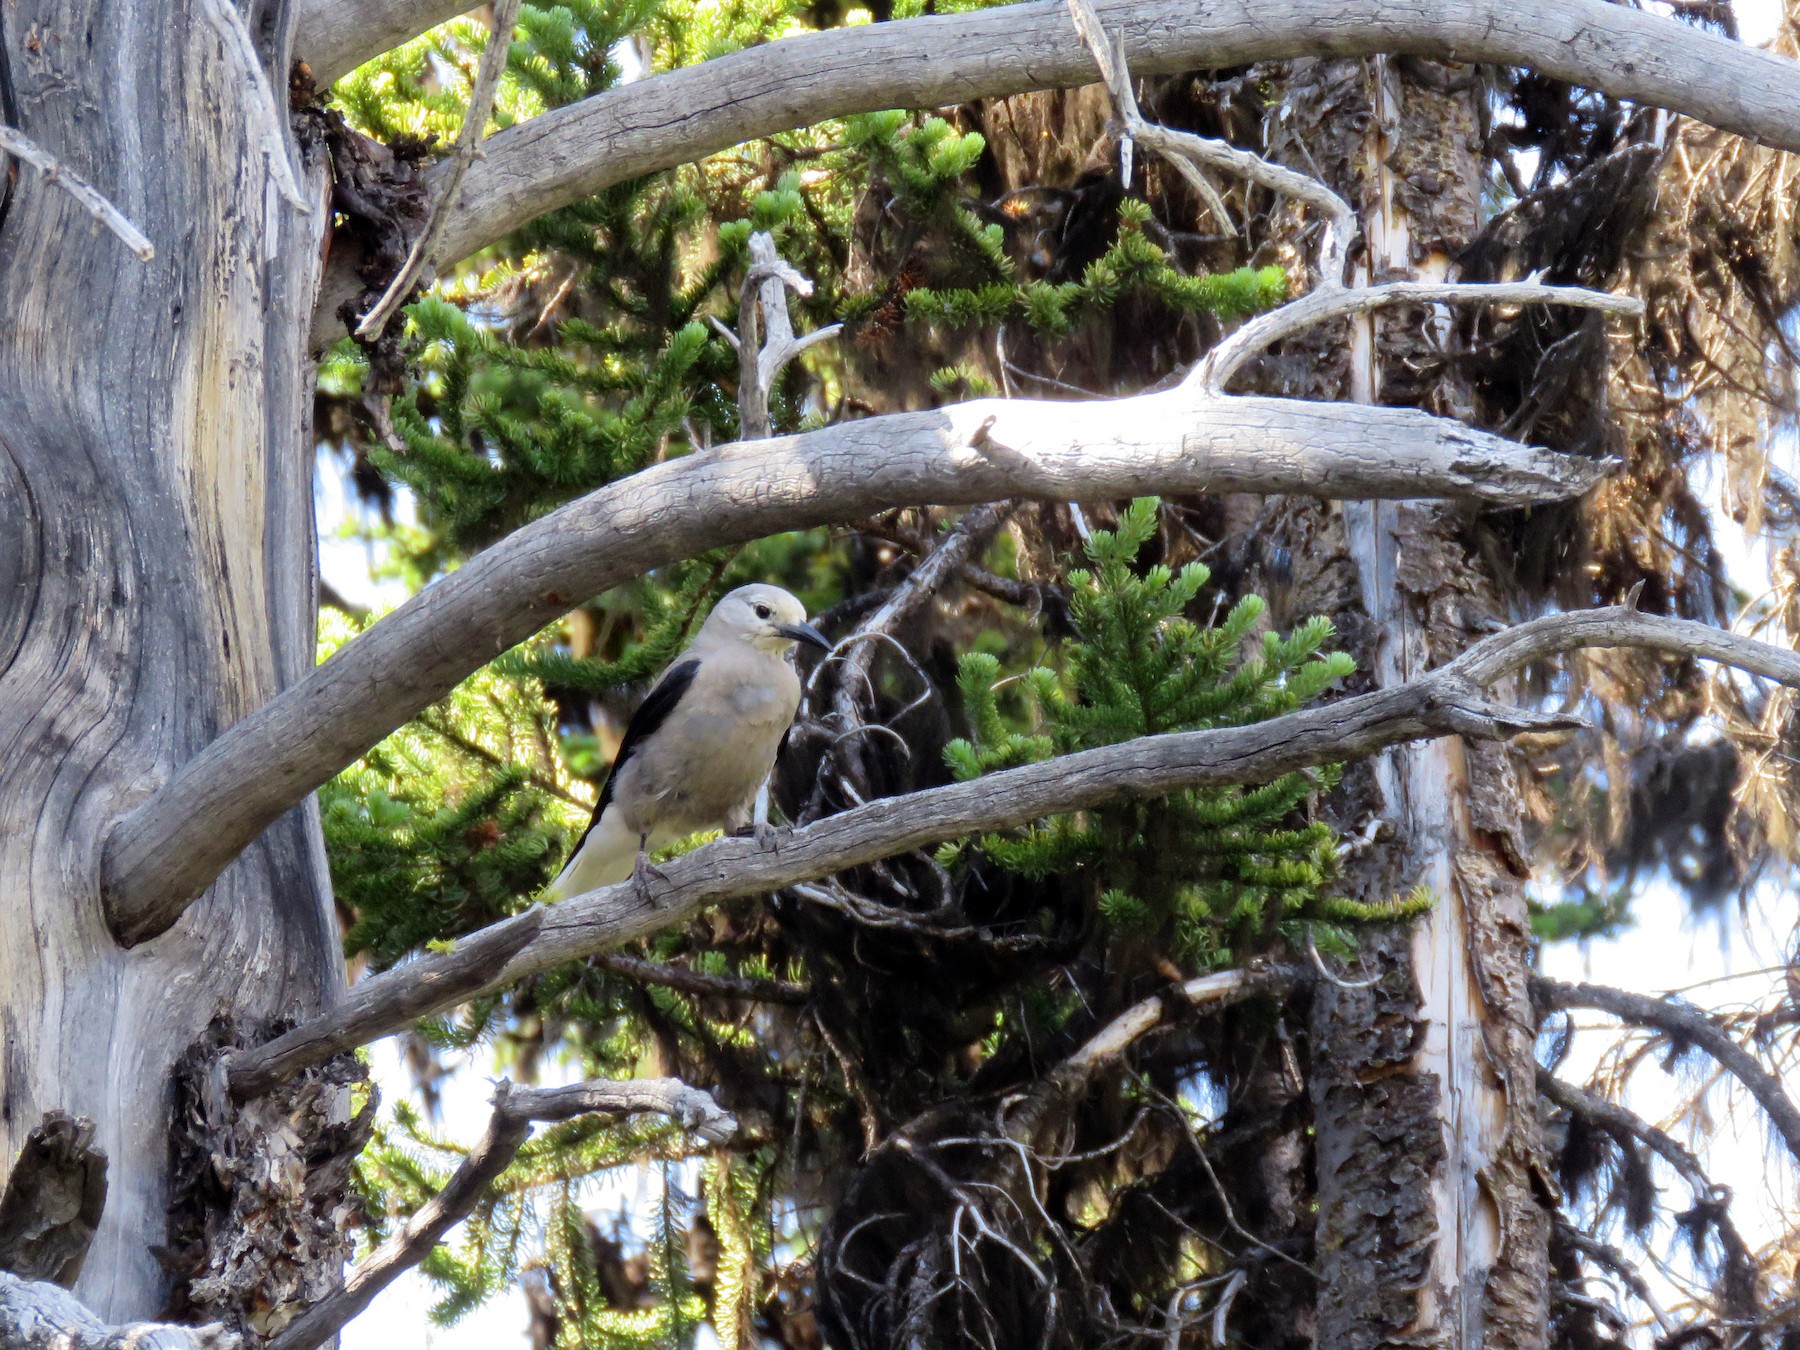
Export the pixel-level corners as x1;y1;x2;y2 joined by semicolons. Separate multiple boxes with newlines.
263;1077;732;1350
100;393;1617;946
304;0;1800;339
0;1272;240;1349
221;607;1800;1098
0;1113;107;1286
0;0;339;1319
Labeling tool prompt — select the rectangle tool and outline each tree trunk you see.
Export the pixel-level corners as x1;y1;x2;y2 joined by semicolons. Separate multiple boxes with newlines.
1264;56;1553;1349
0;0;339;1317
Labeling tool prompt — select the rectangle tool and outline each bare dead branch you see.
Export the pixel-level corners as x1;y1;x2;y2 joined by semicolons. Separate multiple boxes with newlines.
712;231;842;439
1534;978;1800;1164
1055;967;1296;1090
594;952;808;1004
0;127;154;261
0;1271;239;1349
226;909;545;1100
221;605;1800;1094
1193;280;1644;394
356;0;522;342
308;0;1800;335
1067;0;1641;395
1067;0;1352;277
263;1077;731;1350
1536;1069;1759;1291
818;502;1012;797
102;394;1610;947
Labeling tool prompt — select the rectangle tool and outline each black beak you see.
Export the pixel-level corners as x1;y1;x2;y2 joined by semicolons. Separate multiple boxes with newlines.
776;621;831;652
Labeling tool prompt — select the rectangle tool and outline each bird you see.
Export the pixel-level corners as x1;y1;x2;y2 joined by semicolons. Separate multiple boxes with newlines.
544;583;830;902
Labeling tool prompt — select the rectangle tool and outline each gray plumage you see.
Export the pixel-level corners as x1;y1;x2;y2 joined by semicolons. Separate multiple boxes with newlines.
544;584;829;900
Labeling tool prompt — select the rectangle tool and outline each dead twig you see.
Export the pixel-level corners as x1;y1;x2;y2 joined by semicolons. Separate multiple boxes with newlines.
710;231;842;439
1534;977;1800;1163
0;126;154;261
264;1076;731;1350
357;0;522;341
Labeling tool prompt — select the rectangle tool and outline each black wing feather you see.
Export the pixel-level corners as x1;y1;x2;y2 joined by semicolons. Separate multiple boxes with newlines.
570;659;702;854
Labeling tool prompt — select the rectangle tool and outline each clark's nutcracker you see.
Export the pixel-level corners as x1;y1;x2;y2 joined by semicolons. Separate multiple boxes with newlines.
545;584;830;900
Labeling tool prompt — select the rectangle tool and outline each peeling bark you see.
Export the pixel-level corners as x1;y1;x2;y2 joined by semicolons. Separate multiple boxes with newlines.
1261;54;1554;1349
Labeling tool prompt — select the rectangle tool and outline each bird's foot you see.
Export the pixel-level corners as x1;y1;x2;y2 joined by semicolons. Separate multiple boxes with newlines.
631;852;670;906
728;821;780;851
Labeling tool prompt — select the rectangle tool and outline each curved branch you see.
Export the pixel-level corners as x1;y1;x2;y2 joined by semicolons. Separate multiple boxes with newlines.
1193;281;1644;393
308;0;1800;338
1534;978;1800;1164
100;394;1610;947
221;605;1800;1097
263;1077;731;1350
1536;1069;1758;1290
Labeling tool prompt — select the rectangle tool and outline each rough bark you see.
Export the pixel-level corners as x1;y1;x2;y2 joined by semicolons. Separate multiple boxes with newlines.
0;0;338;1320
1291;55;1551;1350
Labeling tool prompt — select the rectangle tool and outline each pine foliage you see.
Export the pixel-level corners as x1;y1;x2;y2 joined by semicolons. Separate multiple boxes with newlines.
944;499;1357;966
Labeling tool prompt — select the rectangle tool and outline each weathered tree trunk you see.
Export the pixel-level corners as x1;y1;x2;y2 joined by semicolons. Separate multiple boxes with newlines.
0;0;339;1317
1272;56;1552;1349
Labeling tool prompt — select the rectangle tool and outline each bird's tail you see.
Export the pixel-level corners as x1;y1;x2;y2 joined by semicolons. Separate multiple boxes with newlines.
543;805;638;901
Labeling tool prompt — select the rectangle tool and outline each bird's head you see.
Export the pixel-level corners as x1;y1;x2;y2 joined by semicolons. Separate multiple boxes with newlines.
704;584;831;656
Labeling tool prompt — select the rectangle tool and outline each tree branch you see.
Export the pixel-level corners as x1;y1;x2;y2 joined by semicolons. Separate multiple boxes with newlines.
593;952;808;1004
307;0;1800;336
816;501;1012;802
354;0;522;342
0;1271;239;1350
262;1077;731;1350
1192;280;1643;394
222;605;1800;1095
711;231;842;440
0;126;154;261
101;394;1610;948
1534;978;1800;1164
1536;1069;1758;1288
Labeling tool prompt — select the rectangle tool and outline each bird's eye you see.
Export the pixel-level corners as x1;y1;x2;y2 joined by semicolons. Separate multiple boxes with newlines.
754;603;772;620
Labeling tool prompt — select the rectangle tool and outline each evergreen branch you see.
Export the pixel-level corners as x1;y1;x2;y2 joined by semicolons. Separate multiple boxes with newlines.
1533;978;1800;1165
102;393;1613;947
308;0;1800;333
264;1077;732;1350
222;604;1800;1093
356;0;523;342
0;125;155;261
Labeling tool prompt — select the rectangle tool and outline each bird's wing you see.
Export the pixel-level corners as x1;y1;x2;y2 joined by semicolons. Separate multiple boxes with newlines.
569;658;702;853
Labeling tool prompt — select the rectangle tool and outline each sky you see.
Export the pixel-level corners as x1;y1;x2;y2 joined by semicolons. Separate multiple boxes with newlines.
325;1;1795;1342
